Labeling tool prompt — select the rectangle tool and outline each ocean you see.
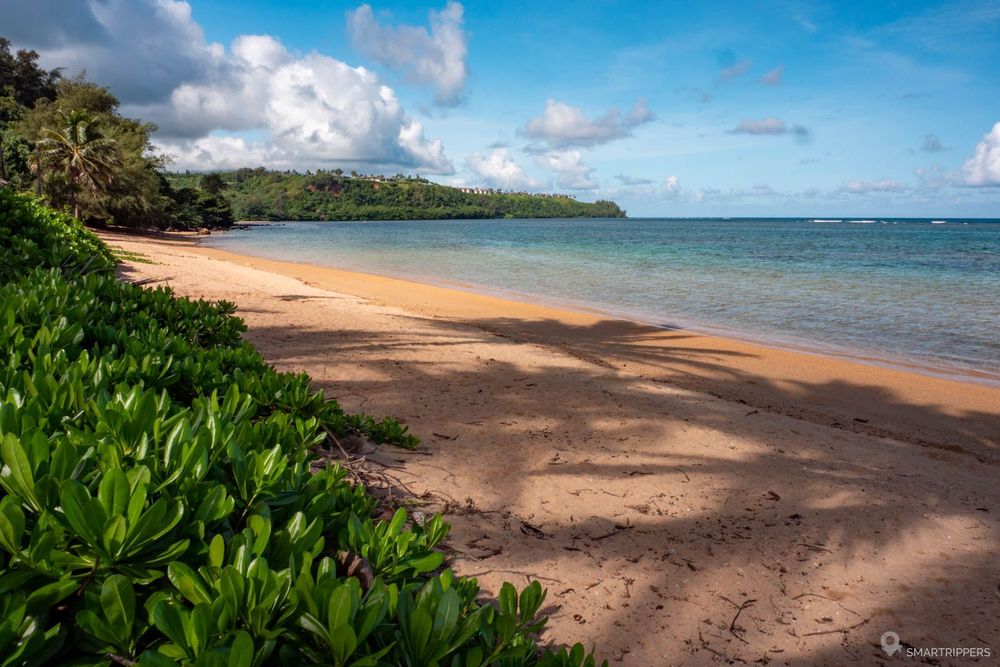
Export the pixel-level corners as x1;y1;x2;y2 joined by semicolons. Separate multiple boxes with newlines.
204;217;1000;382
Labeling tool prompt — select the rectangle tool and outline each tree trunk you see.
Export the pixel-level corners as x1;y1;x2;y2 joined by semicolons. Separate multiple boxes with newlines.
71;168;80;219
35;146;42;196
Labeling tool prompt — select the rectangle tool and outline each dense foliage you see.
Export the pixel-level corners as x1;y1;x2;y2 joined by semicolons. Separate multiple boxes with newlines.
0;190;604;666
167;170;627;221
1;38;232;230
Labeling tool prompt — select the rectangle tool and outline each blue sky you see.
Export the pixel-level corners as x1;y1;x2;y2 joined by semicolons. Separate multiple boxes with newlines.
4;0;1000;216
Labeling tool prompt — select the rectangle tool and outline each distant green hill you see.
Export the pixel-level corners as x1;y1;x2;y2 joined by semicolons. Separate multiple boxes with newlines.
165;169;626;221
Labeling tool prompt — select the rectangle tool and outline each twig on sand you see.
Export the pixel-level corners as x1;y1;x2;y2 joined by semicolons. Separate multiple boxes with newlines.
792;592;861;617
588;523;634;541
129;275;173;286
719;595;756;644
318;426;423;503
464;569;565;584
799;617;870;637
698;630;729;660
323;425;355;461
790;592;868;637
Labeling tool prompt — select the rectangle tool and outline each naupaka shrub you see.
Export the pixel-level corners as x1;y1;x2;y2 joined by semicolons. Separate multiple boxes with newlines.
0;191;604;666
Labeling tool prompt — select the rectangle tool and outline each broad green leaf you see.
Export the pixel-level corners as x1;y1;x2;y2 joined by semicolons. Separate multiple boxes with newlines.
100;575;136;639
60;480;105;548
208;534;225;568
102;515;127;557
152;601;190;654
26;577;78;616
168;562;213;606
327;584;353;631
98;468;129;517
1;433;38;508
328;624;357;664
0;497;25;554
388;509;406;536
499;582;517;617
432;587;460;641
227;630;254;667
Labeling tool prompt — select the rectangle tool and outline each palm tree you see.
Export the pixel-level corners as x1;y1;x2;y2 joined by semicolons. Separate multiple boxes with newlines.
37;109;118;219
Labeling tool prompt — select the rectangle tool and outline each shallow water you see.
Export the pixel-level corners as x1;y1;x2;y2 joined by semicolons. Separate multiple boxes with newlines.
205;217;1000;380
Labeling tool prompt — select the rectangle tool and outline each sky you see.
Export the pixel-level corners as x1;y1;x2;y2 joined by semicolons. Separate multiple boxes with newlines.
3;0;1000;217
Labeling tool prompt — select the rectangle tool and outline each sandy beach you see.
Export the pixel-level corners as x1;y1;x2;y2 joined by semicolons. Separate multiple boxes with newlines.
104;230;999;665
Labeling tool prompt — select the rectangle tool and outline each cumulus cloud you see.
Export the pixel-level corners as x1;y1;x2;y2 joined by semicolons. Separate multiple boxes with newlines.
347;2;468;106
963;121;1000;186
535;150;597;190
4;0;221;105
729;117;810;137
664;175;680;193
522;98;655;148
920;134;947;152
5;0;453;173
465;148;543;190
155;135;286;171
761;65;784;86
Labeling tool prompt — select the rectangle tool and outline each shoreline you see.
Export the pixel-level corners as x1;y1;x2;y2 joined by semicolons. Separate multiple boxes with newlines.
109;229;1000;461
208;233;1000;388
99;230;1000;663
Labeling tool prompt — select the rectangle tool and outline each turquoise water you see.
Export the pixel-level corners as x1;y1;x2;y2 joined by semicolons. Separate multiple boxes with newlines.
204;218;1000;381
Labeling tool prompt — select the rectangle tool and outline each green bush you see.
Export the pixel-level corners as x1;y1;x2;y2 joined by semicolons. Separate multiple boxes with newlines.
0;190;604;666
0;189;116;281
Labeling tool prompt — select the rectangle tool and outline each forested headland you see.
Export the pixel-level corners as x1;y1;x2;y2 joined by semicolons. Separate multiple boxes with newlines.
166;170;626;221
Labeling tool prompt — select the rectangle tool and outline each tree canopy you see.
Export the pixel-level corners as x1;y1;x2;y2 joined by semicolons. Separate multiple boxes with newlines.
0;40;233;230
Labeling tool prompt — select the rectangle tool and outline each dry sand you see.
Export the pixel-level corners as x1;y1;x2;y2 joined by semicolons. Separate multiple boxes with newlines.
104;231;999;665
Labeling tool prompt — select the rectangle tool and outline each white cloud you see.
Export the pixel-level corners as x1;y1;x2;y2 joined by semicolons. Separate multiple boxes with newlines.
347;2;468;106
664;175;680;193
7;0;453;173
729;117;810;137
6;0;221;105
465;149;543;190
522;98;655;148
963;121;1000;186
761;65;784;86
264;55;449;170
157;135;285;171
535;150;597;190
